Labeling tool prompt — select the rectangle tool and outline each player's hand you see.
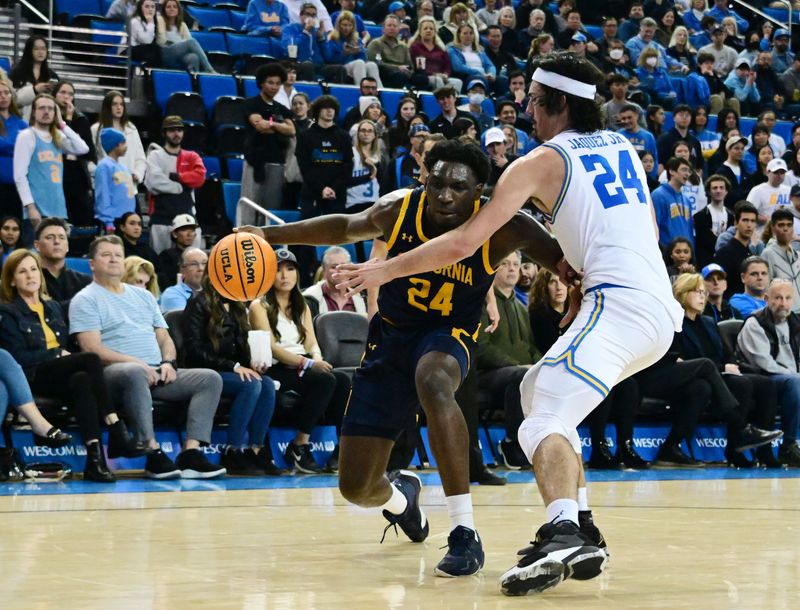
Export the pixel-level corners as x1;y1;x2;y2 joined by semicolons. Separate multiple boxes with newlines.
555;257;582;288
484;297;500;333
333;258;396;296
234;225;266;240
560;285;583;329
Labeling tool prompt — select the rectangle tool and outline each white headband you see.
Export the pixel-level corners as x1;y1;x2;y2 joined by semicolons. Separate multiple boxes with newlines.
532;68;596;100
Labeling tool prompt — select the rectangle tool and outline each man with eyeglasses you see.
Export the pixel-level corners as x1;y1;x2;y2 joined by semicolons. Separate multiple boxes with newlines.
144;115;206;254
343;77;379;129
157;214;201;291
160;247;208;312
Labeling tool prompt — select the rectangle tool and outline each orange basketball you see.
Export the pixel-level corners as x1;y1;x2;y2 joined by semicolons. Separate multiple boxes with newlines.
208;232;277;301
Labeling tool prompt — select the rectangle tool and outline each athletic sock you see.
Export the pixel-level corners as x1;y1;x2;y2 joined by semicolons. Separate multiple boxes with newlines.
381;482;408;515
546;498;579;526
577;487;589;511
446;493;475;531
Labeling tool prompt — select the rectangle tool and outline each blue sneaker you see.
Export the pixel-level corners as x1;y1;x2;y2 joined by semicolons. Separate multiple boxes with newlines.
381;470;429;543
434;525;485;577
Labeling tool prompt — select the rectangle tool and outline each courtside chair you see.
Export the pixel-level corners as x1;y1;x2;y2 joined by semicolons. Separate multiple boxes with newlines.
203;155;222;179
55;0;101;24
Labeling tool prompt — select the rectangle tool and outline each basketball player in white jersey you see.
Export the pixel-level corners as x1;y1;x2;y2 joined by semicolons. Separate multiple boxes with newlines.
334;52;780;595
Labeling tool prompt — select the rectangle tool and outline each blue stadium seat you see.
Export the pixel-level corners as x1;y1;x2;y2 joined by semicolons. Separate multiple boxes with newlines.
739;116;757;138
241;76;258;98
151;69;194;114
222;181;241;224
481;97;496;117
663;110;673;132
198;73;238;115
380;88;406;120
226;33;271;58
101;0;113;13
203;155;222;178
90;19;125;59
269;209;301;224
365;24;382;39
187;6;231;29
228;10;245;30
418;92;439;120
707;114;717;132
584;25;602;39
774;120;792;144
192;30;228;53
224;155;244;181
0;57;9;73
328;84;361;122
56;0;101;23
65;257;92;275
295;81;323;101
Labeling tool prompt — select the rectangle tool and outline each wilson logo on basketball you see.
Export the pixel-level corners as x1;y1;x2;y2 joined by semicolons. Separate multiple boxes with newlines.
241;239;258;285
209;232;277;302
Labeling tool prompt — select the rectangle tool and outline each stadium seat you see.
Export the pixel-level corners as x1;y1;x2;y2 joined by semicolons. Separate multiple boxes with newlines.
192;30;228;52
663;110;673;132
365;24;382;40
65;257;92;275
418;92;439;121
380;88;406;120
212;95;245;125
208;51;236;74
222;181;242;224
203;155;222;179
0;57;9;73
313;311;369;376
228;9;245;30
226;33;271;58
90;19;126;60
295;81;324;101
774;120;792;144
268;209;300;224
224;155;244;181
707;114;717;132
165;92;206;124
56;0;101;23
214;124;247;155
718;319;743;361
739;116;756;138
187;6;231;29
328;84;361;122
181;121;209;152
242;54;276;76
241;76;258;98
198;73;238;115
152;69;194;113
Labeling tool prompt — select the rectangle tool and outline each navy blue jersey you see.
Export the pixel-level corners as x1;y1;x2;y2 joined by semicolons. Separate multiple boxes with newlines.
377;187;496;332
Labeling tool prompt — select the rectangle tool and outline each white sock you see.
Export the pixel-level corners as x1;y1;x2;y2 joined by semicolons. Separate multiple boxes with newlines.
546;498;579;525
446;493;475;531
381;482;408;515
577;487;589;512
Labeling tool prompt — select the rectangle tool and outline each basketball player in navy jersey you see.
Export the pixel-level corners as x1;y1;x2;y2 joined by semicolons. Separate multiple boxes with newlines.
239;140;575;578
334;52;779;595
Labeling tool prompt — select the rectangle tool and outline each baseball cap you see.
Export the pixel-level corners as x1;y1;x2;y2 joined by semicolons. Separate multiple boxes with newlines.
162;115;185;130
170;213;198;232
275;248;298;266
409;123;431;136
466;79;486;91
775;28;791;39
735;59;750;70
571;32;588;44
791;184;800;197
484;127;505;146
701;263;727;279
726;135;748;151
711;24;724;34
389;1;405;12
767;158;788;173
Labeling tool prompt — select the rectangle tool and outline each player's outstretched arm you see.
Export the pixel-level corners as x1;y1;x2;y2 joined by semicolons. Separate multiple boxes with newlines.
334;149;565;293
236;190;408;246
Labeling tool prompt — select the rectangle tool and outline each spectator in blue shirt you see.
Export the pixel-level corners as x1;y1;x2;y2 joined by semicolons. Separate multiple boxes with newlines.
708;0;749;34
280;3;331;81
616;103;659;168
446;24;499;94
771;28;795;75
618;1;644;42
724;58;761;117
330;0;369;43
626;17;687;73
636;47;678;109
729;256;769;317
160;247;206;312
324;10;383;88
94;128;135;231
682;0;708;35
244;0;290;57
652;156;695;248
0;80;27;222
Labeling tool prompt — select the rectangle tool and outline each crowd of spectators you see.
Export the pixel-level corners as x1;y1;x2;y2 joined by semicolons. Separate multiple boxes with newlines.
3;0;800;481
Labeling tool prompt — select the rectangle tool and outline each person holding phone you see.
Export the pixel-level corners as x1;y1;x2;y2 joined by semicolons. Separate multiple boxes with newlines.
9;36;59;122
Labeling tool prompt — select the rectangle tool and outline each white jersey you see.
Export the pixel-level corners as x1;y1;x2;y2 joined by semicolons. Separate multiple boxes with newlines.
541;129;683;330
346;147;379;208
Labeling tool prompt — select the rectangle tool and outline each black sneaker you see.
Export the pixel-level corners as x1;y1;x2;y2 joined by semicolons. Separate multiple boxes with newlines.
756;445;785;469
498;438;528;470
779;442;800;467
221;447;262;476
586;442;623;470
653;444;700;469
107;420;147;459
434;526;485;577
245;448;287;476
725;448;754;468
175;448;226;479
733;424;783;452
382;470;429;543
616;440;650;469
578;510;608;557
500;520;607;596
284;442;322;474
144;449;181;480
325;445;339;473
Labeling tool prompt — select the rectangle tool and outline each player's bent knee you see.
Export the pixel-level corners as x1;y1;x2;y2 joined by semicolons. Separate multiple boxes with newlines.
517;415;573;463
338;473;384;507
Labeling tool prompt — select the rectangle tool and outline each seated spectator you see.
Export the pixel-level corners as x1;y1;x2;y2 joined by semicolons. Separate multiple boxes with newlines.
367;15;421;89
770;28;795;75
129;0;162;67
696;51;738;116
514;253;536;306
673;272;782;467
438;2;472;46
390;125;438;190
476;0;500;28
283;0;332;31
13;94;90;229
729;256;769;318
762;209;800;313
495;6;521;55
53;81;94;226
446;25;499;95
325;10;383;88
699;24;737;78
524;34;556;80
476;251;540;470
429;85;473;139
157;0;215;74
639;150;660;190
752;110;788;157
114;212;159;270
409;17;463;93
646;103;666;139
695;174;734;268
527;268;567;355
626;17;686;72
9;36;58;121
91;91;147;186
342;77;378;130
160;247;206;312
603;75;646;131
243;0;289;58
754;52;789;118
500;124;521;159
122;255;160;299
652;157;694;248
715;135;751;208
71;235;225;479
701;263;741;322
145;116;206;254
779;57;800;118
330;0;369;43
636;47;677;110
183;272;282;476
386;96;418;153
33;218;90;308
157;214;200;290
248;248;350;473
356;96;388;142
748;158;791;236
273;61;298;109
714;202;759;297
737;278;800;466
616;103;657;165
303;246;367;316
0;250;145;482
346;120;386;216
495;101;529;153
748;143;773;189
0;79;27;223
105;0;136;21
95;128;136;232
724;59;761;117
1;216;21;266
664;237;696;282
484;127;517;188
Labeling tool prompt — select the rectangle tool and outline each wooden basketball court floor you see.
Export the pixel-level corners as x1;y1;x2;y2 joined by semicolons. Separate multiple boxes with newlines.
2;468;799;609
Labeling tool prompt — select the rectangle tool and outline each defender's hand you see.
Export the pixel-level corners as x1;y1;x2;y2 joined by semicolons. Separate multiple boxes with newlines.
333;258;395;296
234;225;266;240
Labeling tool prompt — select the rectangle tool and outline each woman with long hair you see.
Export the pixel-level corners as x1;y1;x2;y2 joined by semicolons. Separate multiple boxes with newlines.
409;16;462;92
157;0;215;73
114;211;159;269
496;5;521;56
130;0;162;67
438;2;475;46
638;150;661;190
249;249;350;474
525;33;555;82
664;236;696;281
716;107;740;135
90;90;147;184
0;215;21;266
527;268;568;355
53;81;95;225
325;11;382;88
9;36;58;120
749;142;774;187
447;24;498;94
691;105;719;160
347;119;385;215
667;25;697;71
387;96;418;152
682;0;708;34
183;272;281;475
0;79;27;221
0;250;145;481
655;8;677;48
121;255;160;298
721;16;745;52
646;104;666;138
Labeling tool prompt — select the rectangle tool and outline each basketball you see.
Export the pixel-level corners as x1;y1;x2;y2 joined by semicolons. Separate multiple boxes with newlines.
208;232;277;301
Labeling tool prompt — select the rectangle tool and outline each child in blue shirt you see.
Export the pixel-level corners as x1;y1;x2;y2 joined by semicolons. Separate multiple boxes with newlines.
94;128;135;231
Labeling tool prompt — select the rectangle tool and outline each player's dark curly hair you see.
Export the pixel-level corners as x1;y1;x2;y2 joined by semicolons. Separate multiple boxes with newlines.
423;139;491;185
529;51;604;134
